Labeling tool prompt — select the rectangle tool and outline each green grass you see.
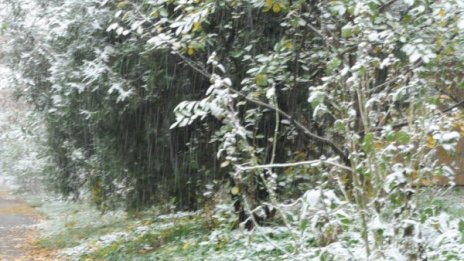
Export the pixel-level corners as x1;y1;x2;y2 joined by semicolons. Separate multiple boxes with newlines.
29;186;464;260
81;218;210;260
37;221;128;249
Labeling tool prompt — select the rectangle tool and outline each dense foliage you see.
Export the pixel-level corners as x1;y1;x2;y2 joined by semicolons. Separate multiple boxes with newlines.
2;0;464;259
3;0;229;210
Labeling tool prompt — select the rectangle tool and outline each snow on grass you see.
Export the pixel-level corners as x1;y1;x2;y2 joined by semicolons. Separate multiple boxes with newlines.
157;210;202;220
2;187;462;261
60;231;129;257
18;187;462;261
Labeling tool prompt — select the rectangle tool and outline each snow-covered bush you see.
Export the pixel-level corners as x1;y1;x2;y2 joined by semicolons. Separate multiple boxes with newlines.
166;0;464;259
0;68;50;192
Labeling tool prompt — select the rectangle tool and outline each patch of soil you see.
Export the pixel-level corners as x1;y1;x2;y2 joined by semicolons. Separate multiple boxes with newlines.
0;186;59;261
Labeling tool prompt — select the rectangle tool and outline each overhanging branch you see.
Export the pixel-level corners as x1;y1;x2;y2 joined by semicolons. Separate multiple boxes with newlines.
174;52;351;167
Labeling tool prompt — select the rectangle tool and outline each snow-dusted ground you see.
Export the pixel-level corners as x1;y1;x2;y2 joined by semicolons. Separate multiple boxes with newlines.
0;185;38;259
0;65;33;259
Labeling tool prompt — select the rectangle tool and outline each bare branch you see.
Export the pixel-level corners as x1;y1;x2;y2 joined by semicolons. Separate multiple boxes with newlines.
236;158;354;173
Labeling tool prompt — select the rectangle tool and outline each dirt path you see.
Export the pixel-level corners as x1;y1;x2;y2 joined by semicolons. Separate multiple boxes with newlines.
0;185;54;261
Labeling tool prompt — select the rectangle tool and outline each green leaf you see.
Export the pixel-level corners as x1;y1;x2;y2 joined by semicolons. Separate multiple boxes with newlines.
116;1;128;9
363;133;374;153
341;24;353;38
300;219;309;230
159;8;168;17
230;186;240;195
220;161;230;168
459;81;464;89
327;57;342;73
458;220;464;234
396;131;410;144
230;50;243;58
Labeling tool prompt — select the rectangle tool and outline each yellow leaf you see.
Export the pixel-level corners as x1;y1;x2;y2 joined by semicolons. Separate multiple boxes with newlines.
265;0;273;9
122;12;130;21
117;1;128;9
452;121;464;131
436;34;443;47
231;186;240;195
421;179;432;186
187;47;195;56
438;9;445;17
192;21;202;32
284;40;293;49
150;10;160;18
249;91;261;98
255;73;268;86
272;3;281;13
182;242;191;250
426;135;436;148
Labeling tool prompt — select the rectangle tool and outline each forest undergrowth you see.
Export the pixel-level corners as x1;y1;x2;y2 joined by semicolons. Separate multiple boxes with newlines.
7;187;464;260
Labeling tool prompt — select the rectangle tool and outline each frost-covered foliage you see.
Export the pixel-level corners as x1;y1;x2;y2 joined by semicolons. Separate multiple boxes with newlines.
0;66;50;193
163;0;464;259
2;0;227;209
2;0;464;259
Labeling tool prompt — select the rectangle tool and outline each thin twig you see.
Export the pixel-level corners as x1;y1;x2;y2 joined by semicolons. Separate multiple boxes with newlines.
443;100;464;113
236;159;354;173
367;99;464;134
379;0;399;13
